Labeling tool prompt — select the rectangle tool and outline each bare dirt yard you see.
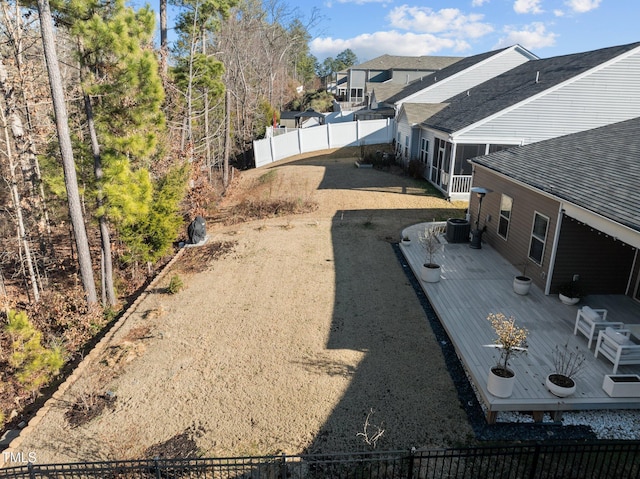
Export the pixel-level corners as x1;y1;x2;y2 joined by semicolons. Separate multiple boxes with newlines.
9;152;475;464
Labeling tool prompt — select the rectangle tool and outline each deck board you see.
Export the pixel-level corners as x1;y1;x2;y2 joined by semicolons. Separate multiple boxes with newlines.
400;224;640;419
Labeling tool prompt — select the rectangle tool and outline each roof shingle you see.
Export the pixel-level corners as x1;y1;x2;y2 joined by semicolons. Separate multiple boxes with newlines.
423;42;640;133
471;117;640;232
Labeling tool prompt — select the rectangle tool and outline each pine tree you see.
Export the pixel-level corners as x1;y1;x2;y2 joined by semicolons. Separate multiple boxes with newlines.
36;0;98;305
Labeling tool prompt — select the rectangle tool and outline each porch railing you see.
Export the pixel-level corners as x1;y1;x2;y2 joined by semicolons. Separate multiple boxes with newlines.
450;174;473;193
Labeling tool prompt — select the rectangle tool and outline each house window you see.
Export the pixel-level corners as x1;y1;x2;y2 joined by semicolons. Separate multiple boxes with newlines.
350;88;363;102
420;138;429;164
528;212;549;265
498;194;512;239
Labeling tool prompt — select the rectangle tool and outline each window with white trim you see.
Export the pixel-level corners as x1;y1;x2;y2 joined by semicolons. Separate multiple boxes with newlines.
420;138;429;164
498;194;512;239
528;212;549;265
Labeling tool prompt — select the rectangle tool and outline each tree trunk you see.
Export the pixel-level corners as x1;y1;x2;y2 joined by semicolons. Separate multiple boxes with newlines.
78;40;116;307
223;89;230;189
0;2;53;248
83;88;116;306
0;99;40;302
37;0;97;305
160;0;168;77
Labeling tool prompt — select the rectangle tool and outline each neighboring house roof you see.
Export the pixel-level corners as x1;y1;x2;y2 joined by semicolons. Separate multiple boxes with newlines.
352;54;462;71
423;41;640;134
384;47;512;105
367;82;406;103
400;103;449;125
279;111;299;120
470;117;640;233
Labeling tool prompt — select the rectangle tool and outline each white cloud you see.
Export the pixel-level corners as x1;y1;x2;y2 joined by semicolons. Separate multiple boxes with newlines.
513;0;544;14
565;0;602;13
387;6;493;39
310;31;471;60
472;0;490;6
553;9;565;16
494;22;558;50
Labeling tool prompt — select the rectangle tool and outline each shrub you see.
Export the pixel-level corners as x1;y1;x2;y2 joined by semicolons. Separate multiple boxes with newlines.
5;310;65;392
408;159;425;179
167;275;184;294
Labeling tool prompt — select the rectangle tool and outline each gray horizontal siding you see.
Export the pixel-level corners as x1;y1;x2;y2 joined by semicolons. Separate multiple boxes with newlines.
456;50;640;144
400;48;532;105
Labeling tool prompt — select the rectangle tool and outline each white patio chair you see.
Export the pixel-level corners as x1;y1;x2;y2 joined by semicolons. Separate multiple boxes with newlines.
595;328;640;374
573;306;623;349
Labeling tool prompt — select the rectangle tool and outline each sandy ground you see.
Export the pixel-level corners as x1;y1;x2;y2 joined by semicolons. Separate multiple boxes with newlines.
10;154;474;464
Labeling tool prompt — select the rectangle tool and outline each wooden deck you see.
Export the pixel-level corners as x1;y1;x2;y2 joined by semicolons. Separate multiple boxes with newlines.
400;223;640;422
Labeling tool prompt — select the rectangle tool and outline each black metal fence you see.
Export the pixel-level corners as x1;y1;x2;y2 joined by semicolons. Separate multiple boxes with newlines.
2;441;640;479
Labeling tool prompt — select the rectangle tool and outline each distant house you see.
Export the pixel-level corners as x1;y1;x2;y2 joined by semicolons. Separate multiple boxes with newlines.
468;117;640;299
419;41;640;201
339;54;462;106
371;45;537;111
385;45;537;169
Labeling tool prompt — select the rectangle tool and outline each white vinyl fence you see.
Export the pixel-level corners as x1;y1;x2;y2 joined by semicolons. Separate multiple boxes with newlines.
253;119;395;168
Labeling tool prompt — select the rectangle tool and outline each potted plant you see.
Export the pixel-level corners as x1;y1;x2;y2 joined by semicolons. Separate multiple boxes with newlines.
485;313;528;398
558;280;582;305
419;224;443;283
513;261;532;295
546;342;586;397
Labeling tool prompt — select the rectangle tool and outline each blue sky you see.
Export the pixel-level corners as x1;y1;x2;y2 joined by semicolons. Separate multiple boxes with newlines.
299;0;638;63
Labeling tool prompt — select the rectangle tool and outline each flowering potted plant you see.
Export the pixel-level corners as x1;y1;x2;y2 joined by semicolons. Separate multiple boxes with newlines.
485;313;528;398
546;342;585;397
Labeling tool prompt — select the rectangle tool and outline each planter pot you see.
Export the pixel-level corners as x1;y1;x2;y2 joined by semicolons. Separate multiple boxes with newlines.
546;374;576;397
602;374;640;397
421;264;441;283
487;367;515;398
559;293;580;305
401;239;411;246
513;276;532;295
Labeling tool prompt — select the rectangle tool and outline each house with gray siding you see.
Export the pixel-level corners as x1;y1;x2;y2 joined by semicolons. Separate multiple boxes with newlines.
468;117;640;299
341;54;461;105
419;41;640;201
395;103;447;167
386;45;538;176
372;45;537;110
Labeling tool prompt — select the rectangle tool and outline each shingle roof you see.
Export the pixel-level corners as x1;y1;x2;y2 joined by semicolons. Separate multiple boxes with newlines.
401;103;449;125
383;47;512;105
352;54;462;72
470;117;640;232
368;83;405;103
423;42;640;134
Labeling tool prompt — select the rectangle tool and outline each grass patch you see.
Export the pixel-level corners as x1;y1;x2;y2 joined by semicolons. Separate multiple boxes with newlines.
257;169;278;185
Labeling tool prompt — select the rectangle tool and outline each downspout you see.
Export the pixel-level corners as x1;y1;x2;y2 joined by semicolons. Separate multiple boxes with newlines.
546;202;565;295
